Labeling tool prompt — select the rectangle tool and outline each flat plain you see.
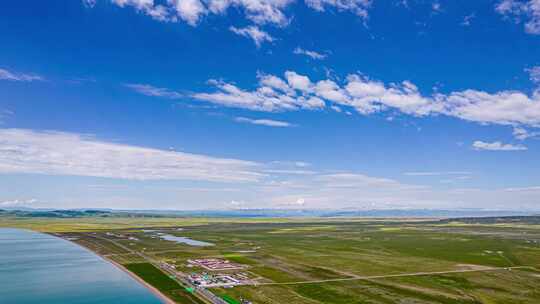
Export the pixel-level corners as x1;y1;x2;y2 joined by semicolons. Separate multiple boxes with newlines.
2;215;540;303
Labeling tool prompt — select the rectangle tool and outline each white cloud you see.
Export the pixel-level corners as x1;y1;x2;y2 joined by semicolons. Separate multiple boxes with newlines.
256;172;540;210
0;198;37;207
461;13;475;26
404;171;471;176
0;68;43;82
472;140;527;151
192;76;324;111
330;105;342;112
504;185;540;192
106;0;292;27
275;197;306;207
194;70;540;131
258;73;295;94
229;26;274;47
431;1;442;13
5;129;540;210
513;126;540;140
90;0;373;29
82;0;96;8
285;71;313;92
344;75;436;115
513;126;529;139
442;89;540;126
315;79;349;104
210;0;293;26
111;0;171;22
264;169;316;175
0;110;13;124
496;0;540;34
526;66;540;84
439;175;472;184
316;173;407;188
169;0;207;25
225;199;247;209
293;47;327;60
294;198;306;206
234;117;293;127
0;128;263;182
305;0;372;20
125;83;184;99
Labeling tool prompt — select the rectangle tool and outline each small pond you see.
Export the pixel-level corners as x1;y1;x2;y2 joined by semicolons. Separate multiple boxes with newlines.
157;233;214;247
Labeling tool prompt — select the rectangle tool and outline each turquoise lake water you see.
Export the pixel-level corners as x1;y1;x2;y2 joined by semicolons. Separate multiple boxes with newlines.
0;228;163;304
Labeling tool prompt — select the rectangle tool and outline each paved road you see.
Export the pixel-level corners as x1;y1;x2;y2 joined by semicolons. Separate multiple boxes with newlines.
253;266;536;286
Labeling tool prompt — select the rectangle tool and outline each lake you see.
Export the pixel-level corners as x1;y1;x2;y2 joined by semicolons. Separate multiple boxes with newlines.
0;228;163;304
156;233;214;246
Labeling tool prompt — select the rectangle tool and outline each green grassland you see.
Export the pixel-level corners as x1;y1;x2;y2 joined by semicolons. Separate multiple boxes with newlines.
2;216;540;303
0;216;304;232
125;263;205;304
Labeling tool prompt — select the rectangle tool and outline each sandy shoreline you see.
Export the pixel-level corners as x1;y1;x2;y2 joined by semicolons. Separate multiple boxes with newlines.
103;257;177;304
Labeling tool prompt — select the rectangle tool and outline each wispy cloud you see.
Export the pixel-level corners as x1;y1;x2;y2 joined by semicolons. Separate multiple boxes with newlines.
0;128;263;182
4;128;539;210
270;160;311;167
330;105;342;112
305;0;372;20
125;83;184;99
0;68;43;82
82;0;96;8
513;127;540;140
229;26;274;47
0;110;14;124
472;140;527;151
224;199;248;209
275;197;306;207
234;117;294;127
526;66;540;84
496;0;540;34
461;13;475;26
504;185;540;192
293;47;327;60
66;77;97;85
95;0;373;29
316;173;412;189
440;176;472;183
264;169;316;175
431;1;442;13
0;198;38;207
404;171;471;176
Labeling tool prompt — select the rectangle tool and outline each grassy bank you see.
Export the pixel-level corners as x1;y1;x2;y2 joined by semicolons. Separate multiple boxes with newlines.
124;263;205;304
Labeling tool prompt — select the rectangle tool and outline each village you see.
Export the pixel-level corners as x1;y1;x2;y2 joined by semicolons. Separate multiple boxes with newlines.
186;258;252;288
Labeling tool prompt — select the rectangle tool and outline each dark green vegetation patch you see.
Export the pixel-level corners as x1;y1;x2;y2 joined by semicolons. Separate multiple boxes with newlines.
125;263;179;291
124;263;205;304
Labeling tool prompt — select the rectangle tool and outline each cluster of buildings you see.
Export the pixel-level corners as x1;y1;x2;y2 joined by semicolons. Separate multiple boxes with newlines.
186;258;252;288
187;258;245;271
188;272;243;288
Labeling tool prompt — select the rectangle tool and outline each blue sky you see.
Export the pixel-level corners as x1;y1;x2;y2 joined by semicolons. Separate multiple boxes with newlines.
1;0;540;210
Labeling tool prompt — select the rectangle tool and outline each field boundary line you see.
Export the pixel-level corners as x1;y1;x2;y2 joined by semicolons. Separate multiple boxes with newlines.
253;266;537;286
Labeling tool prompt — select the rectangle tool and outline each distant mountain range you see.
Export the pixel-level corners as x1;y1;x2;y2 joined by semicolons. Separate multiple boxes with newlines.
1;207;538;219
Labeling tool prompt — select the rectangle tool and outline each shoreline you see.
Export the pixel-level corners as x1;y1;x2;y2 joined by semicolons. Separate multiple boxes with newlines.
53;233;177;304
104;257;177;304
